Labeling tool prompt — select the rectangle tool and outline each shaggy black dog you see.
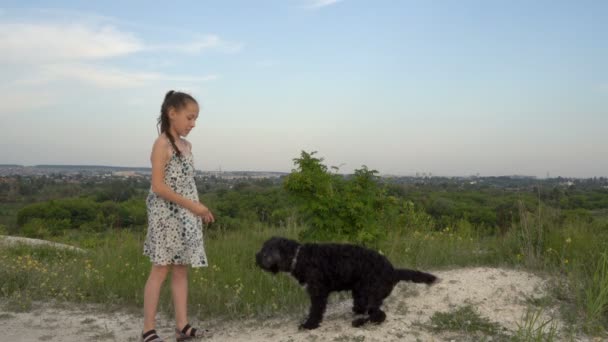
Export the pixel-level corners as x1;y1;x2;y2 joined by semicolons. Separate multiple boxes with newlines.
255;237;437;330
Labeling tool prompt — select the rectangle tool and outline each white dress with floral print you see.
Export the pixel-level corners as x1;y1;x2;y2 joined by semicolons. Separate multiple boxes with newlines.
144;148;207;267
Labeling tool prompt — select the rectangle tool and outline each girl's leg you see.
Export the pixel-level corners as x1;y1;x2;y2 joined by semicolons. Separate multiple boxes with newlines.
143;265;171;332
172;264;190;333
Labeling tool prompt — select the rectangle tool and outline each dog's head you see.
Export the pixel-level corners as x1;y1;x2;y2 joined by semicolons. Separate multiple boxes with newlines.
255;236;300;274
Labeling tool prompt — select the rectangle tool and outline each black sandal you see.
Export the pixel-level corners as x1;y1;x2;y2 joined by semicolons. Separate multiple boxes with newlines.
142;329;164;342
175;323;209;341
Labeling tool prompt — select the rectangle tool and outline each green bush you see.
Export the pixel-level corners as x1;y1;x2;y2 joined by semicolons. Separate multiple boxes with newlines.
21;218;70;238
15;197;147;236
283;151;398;245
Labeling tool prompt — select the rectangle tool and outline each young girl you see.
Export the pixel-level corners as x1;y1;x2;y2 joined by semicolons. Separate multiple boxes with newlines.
142;90;214;342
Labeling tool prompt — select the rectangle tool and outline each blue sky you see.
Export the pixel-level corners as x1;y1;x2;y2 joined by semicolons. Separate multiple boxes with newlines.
0;0;606;177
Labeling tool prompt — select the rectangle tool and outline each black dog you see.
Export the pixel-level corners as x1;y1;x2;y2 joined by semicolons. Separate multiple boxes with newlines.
255;237;437;330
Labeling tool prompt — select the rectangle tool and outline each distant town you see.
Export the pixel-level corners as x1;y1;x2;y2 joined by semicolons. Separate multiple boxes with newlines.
1;164;606;190
0;164;288;180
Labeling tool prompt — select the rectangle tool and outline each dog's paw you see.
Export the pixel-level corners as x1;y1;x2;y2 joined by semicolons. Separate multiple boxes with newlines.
299;321;320;330
352;306;366;315
352;318;368;327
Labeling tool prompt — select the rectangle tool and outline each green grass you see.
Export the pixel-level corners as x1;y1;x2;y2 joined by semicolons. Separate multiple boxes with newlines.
0;222;310;319
427;305;504;337
0;214;607;336
427;306;561;341
0;203;22;230
583;252;608;333
513;308;558;342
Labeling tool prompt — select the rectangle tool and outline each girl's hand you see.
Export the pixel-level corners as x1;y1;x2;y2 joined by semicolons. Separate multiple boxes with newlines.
191;202;215;224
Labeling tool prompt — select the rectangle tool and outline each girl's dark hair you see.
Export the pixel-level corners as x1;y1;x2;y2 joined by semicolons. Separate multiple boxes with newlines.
158;90;198;158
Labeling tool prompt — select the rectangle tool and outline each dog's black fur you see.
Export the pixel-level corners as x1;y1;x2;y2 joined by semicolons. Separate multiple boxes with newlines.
255;237;437;330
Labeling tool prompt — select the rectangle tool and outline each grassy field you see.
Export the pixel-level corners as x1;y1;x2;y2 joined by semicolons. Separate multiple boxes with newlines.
1;208;607;337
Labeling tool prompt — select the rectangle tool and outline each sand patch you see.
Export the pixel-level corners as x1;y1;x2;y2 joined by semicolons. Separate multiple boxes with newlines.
0;267;594;342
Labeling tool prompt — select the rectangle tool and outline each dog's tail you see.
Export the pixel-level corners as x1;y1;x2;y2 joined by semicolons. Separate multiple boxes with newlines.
393;268;437;284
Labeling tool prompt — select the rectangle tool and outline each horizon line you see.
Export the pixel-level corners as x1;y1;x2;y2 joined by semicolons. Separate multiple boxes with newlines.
1;163;606;179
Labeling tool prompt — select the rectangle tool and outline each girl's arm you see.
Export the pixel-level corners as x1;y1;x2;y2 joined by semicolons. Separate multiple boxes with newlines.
150;138;207;215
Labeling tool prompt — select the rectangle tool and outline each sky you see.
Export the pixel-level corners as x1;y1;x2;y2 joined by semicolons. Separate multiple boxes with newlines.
0;0;606;178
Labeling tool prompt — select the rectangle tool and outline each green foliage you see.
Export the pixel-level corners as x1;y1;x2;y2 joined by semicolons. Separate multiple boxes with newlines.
1;202;608;333
2;155;608;333
283;151;397;244
0;224;309;319
1;175;149;203
514;308;558;341
428;305;502;336
495;201;519;234
16;197;147;237
17;200;72;226
200;184;295;230
21;218;70;238
396;200;435;232
584;252;608;333
93;180;137;202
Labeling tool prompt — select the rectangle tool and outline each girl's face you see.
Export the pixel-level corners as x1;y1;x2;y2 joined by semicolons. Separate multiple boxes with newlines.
169;101;199;137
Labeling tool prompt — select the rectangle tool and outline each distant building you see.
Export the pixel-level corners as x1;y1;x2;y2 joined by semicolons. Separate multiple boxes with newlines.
112;171;143;178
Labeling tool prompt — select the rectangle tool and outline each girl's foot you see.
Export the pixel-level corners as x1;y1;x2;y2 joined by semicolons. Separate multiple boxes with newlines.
175;323;210;341
142;329;164;342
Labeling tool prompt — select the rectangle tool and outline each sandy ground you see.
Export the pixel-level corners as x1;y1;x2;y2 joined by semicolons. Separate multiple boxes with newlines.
0;267;597;342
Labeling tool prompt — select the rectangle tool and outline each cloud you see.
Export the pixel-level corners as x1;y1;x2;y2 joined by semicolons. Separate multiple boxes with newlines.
0;22;143;64
148;34;243;54
0;21;242;63
17;64;219;88
304;0;344;10
0;13;233;89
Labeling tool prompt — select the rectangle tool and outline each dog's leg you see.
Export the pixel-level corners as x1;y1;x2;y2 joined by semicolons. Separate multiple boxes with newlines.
352;292;388;327
352;316;369;327
351;289;367;315
368;307;387;324
368;290;388;324
352;287;371;327
352;306;386;326
299;288;329;330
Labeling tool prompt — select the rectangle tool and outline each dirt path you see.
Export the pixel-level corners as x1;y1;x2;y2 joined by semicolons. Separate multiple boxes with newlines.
1;267;595;342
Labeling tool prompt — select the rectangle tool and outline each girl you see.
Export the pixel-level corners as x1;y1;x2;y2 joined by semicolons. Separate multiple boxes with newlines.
142;90;214;342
